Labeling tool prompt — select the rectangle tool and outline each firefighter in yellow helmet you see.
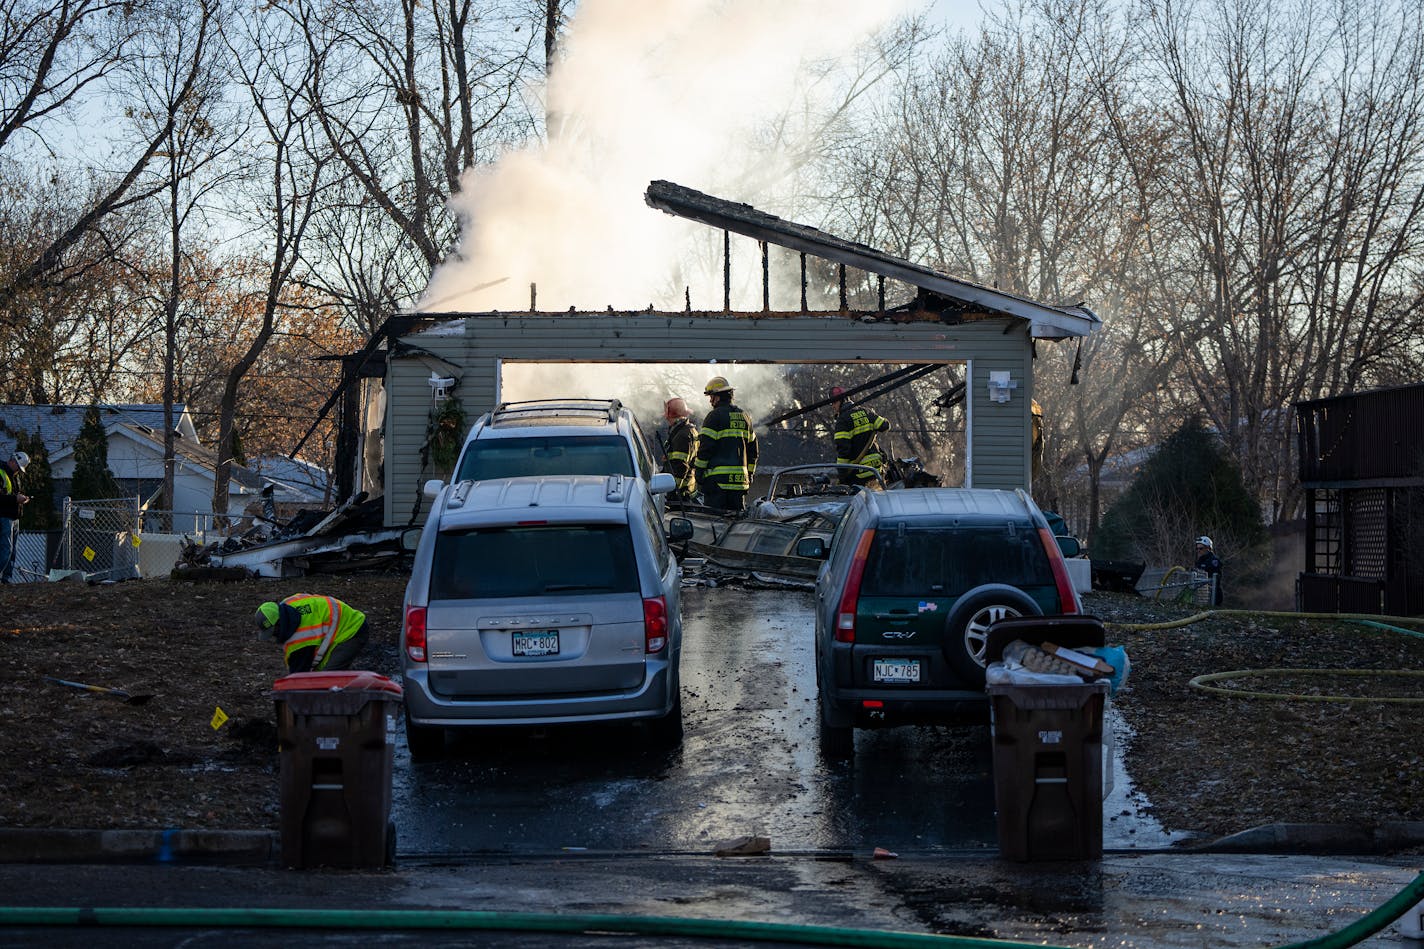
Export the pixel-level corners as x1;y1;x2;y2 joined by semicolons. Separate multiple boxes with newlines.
255;594;369;673
696;376;758;513
661;397;699;502
829;386;889;485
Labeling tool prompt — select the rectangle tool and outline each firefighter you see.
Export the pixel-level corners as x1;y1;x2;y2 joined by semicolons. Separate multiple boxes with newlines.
696;376;758;513
255;593;369;673
1194;536;1224;606
829;386;889;485
662;397;699;502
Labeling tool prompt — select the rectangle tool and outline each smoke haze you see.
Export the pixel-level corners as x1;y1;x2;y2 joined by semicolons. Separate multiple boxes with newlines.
420;0;912;314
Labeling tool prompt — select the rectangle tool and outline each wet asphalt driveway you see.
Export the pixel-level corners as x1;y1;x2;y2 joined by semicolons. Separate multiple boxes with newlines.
389;586;1164;857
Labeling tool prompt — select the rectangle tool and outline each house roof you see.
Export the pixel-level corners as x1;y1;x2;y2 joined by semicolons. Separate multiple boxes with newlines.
0;403;200;460
46;421;265;492
0;404;271;494
643;180;1101;340
250;453;330;504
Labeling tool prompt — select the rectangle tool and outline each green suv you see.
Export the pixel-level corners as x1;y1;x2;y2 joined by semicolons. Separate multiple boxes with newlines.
802;487;1082;759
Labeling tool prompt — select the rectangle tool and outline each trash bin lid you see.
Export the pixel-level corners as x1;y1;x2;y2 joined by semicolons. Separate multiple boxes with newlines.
272;670;403;697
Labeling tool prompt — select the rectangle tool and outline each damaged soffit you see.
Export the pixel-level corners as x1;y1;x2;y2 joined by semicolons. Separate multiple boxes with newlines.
644;180;1100;340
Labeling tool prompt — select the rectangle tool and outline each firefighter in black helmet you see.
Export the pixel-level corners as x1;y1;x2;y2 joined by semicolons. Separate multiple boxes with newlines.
696;376;757;513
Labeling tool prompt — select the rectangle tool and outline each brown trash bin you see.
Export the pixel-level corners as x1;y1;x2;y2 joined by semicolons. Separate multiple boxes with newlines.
987;678;1108;862
272;670;403;869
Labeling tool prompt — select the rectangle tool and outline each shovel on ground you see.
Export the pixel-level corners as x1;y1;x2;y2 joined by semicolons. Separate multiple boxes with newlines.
44;677;153;706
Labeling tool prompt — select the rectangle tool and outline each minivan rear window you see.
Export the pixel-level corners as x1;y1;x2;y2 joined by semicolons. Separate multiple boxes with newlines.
861;524;1051;596
456;436;634;482
430;525;639;599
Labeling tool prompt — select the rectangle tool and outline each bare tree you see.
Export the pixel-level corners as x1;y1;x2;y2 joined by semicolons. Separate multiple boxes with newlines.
209;4;334;517
0;0;213;306
1134;0;1424;520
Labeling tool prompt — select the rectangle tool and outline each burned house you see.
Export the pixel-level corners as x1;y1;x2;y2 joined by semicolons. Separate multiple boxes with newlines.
372;181;1101;528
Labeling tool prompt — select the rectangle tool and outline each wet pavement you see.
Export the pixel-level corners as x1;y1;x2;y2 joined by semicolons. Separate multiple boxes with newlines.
390;586;1179;857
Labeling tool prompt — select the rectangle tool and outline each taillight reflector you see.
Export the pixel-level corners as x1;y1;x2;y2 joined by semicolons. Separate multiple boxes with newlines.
404;605;428;663
644;596;668;653
1039;528;1081;615
835;529;875;643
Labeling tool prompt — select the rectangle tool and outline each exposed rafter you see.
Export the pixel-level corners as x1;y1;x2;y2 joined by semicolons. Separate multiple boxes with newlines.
644;180;1100;339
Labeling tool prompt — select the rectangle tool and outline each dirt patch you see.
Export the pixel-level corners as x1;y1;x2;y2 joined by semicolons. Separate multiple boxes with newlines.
0;573;407;832
1;576;1421;839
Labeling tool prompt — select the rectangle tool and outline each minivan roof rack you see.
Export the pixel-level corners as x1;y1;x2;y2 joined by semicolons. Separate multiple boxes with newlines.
491;399;622;424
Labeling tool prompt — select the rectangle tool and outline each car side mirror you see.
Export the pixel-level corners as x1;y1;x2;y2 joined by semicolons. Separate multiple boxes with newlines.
401;527;422;552
1056;535;1082;558
796;537;827;560
649;473;676;495
667;517;694;542
423;479;445;500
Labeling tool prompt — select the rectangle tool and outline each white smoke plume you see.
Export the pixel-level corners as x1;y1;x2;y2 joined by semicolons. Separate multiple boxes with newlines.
420;0;913;315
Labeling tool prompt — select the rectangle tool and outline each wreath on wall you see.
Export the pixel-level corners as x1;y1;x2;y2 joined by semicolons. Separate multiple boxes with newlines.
427;396;466;475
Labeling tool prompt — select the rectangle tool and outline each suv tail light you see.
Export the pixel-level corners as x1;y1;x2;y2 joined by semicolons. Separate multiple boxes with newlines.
404;605;428;662
644;596;668;653
835;530;876;643
1038;528;1081;615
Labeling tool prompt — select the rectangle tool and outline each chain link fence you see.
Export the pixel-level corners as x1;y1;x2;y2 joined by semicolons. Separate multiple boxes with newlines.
6;501;231;583
58;496;142;581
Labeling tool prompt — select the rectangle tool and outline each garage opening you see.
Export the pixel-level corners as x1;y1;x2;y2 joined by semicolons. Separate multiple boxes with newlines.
499;360;967;487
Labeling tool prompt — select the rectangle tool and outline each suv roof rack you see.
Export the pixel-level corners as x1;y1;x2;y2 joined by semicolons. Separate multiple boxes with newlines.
490;399;623;424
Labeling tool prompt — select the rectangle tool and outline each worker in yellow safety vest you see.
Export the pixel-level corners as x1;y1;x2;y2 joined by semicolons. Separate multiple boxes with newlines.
829;386;889;485
255;594;369;673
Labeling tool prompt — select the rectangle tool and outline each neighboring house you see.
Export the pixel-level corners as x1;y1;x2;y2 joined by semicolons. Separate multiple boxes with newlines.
1297;382;1424;616
0;404;262;532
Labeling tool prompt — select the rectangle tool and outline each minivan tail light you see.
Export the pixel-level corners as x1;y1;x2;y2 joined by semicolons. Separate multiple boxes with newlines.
644;596;668;653
404;605;428;663
1039;528;1081;615
835;529;875;643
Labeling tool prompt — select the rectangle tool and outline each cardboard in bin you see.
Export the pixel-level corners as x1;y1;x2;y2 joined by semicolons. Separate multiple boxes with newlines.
984;614;1105;665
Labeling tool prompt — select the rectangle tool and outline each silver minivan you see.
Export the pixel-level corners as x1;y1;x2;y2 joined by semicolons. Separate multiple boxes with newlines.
401;474;692;758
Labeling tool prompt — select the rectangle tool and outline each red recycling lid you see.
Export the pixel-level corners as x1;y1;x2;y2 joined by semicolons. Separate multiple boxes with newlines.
272;670;403;697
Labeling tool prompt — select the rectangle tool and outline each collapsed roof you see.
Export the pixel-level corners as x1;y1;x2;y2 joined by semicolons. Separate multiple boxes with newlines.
644;180;1100;340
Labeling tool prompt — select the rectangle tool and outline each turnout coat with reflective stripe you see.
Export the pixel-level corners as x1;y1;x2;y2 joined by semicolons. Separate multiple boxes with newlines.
696;403;758;492
280;594;366;671
833;404;889;479
664;417;699;493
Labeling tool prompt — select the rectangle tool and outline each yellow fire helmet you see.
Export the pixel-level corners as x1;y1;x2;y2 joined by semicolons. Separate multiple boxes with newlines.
704;376;733;395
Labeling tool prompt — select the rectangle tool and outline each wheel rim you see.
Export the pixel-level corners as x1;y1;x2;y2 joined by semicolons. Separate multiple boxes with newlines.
965;605;1024;666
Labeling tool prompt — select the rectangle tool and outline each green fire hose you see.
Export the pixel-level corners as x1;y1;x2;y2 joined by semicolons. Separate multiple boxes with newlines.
2;867;1422;948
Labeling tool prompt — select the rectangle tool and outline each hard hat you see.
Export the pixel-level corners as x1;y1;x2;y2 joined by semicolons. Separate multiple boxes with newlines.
664;397;690;419
829;386;846;400
704;376;732;395
1195;536;1213;549
255;602;280;639
11;450;29;471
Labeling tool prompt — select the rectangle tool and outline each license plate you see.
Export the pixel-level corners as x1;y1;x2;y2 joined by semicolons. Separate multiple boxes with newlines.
873;658;920;683
512;631;560;657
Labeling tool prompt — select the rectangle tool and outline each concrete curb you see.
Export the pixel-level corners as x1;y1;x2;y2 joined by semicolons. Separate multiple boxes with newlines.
0;829;278;866
1;823;1421;865
1191;822;1424;855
